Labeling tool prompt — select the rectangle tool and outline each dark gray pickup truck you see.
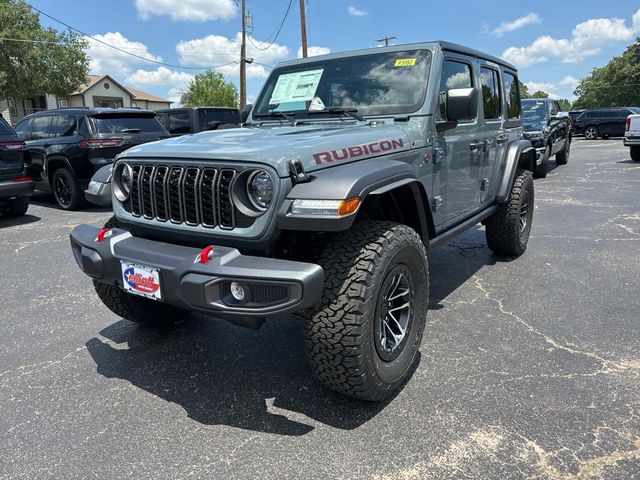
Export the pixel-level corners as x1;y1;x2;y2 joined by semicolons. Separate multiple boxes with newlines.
70;41;536;401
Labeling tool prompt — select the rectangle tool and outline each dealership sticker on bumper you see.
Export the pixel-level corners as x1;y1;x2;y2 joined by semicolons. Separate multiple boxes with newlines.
121;261;162;300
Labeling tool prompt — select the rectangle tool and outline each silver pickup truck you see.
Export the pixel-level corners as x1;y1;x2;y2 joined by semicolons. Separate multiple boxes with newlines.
625;113;640;161
70;41;536;401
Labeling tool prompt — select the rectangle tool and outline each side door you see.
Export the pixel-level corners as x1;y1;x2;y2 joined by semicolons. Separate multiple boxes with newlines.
599;110;618;137
616;110;633;137
477;63;504;204
48;114;88;180
433;55;482;225
547;100;566;155
23;115;53;187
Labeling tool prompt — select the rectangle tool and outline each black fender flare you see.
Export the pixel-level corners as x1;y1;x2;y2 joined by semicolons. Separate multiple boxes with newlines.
44;155;74;183
277;157;433;236
496;139;535;203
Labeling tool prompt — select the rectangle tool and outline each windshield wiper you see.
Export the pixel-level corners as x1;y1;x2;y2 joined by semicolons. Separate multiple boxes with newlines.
254;111;296;123
308;108;365;121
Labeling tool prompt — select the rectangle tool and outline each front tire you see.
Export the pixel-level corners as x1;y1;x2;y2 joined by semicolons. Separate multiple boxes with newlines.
555;137;570;165
52;168;85;210
534;145;550;178
0;196;29;217
631;146;640;162
584;126;599;140
485;170;534;256
306;221;429;402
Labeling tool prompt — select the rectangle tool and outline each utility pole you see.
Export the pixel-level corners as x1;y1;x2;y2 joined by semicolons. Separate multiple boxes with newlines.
376;35;396;47
299;0;308;58
239;0;247;108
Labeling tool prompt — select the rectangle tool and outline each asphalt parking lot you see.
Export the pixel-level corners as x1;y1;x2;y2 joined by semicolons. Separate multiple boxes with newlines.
1;138;639;479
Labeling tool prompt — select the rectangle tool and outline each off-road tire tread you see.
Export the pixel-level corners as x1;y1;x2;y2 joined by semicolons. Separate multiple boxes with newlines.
1;196;29;217
305;221;428;402
485;169;534;256
555;138;570;165
53;168;85;211
534;146;549;178
631;146;640;162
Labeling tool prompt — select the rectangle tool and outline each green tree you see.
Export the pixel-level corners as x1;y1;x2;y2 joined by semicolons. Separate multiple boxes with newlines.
557;99;572;111
180;70;238;108
573;37;640;109
531;90;549;99
0;0;88;99
519;81;530;99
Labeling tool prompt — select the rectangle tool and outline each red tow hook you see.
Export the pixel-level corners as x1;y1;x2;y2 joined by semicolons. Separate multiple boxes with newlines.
198;245;215;264
96;228;112;243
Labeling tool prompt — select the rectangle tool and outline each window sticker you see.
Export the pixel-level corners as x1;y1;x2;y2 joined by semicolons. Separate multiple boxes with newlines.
394;58;416;67
269;69;324;105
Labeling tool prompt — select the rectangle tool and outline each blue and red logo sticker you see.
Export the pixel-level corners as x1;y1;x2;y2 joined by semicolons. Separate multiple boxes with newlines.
124;267;159;294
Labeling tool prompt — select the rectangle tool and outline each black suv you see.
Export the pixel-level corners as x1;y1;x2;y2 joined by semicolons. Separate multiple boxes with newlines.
14;108;169;210
521;98;572;178
156;107;240;136
574;107;640;139
0;115;33;218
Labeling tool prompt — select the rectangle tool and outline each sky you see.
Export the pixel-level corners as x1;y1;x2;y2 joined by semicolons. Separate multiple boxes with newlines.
30;0;640;105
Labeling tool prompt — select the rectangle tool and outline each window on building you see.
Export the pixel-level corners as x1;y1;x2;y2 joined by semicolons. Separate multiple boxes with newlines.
480;67;501;120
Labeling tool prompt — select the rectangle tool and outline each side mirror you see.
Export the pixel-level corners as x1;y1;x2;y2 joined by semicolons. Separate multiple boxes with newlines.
446;88;477;122
555;111;569;119
241;104;252;123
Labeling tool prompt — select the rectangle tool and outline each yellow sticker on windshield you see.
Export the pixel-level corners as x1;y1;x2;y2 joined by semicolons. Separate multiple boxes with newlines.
394;58;416;67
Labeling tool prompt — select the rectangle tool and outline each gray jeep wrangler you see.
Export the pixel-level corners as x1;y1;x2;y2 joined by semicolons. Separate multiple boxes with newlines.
70;42;536;401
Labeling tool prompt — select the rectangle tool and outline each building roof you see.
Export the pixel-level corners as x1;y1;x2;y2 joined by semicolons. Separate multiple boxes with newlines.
70;75;170;103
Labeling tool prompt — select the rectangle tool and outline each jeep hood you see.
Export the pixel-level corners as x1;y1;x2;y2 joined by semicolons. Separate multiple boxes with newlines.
119;123;412;177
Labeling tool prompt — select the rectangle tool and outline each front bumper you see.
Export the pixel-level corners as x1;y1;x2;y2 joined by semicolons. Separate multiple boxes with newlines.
70;224;324;317
624;136;640;147
0;178;34;199
85;181;112;206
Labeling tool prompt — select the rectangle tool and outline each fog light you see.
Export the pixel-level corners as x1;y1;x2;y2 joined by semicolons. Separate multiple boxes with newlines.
230;282;246;301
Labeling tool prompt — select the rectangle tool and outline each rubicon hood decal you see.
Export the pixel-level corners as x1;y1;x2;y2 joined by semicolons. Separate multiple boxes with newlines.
313;139;405;165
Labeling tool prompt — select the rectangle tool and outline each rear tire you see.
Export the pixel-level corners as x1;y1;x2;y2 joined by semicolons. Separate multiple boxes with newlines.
555;137;570;165
93;215;186;325
631;146;640;162
534;146;549;178
485;170;534;256
0;196;29;217
306;221;429;402
52;168;85;210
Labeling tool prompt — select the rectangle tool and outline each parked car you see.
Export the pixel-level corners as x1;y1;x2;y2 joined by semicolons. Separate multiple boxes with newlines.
156;107;241;136
573;107;640;139
14;108;169;210
568;110;584;132
624;113;640;162
521;98;572;178
0;115;33;218
70;41;537;402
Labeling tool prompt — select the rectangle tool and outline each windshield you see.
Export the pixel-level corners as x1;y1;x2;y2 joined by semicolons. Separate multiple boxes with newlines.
253;49;432;118
91;114;165;134
522;101;547;124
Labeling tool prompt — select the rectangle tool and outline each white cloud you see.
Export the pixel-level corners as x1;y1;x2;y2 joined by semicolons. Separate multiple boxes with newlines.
134;0;236;22
559;75;579;89
86;32;162;78
167;87;183;106
502;8;640;68
348;6;367;16
525;81;561;98
491;13;542;37
176;33;289;79
297;46;331;58
125;67;194;89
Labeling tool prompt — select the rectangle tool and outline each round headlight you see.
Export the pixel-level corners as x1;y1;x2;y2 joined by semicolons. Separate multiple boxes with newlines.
113;163;133;202
246;170;273;210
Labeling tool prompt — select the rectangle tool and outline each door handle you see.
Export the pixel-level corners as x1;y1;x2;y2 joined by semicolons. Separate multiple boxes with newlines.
469;141;486;152
496;134;509;144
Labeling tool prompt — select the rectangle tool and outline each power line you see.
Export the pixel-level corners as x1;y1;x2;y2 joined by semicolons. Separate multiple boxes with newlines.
20;1;234;71
247;0;294;51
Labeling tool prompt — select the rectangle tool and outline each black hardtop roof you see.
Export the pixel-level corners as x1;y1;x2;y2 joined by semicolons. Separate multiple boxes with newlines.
22;107;157;119
277;40;517;72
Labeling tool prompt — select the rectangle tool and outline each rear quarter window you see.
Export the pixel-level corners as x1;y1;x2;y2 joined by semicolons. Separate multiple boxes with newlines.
91;115;165;134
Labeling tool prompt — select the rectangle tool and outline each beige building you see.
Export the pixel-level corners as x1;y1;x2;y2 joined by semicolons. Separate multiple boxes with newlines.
0;75;171;126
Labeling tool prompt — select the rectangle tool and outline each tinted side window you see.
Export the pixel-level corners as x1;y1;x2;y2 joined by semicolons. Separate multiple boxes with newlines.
167;112;191;134
480;67;500;120
14;119;31;140
549;101;559;116
49;114;77;138
502;72;520;119
198;109;241;128
439;60;473;121
31;116;53;140
618;110;632;118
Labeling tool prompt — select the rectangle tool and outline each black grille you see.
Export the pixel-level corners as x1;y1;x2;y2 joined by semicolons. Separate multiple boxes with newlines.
129;164;247;230
249;284;290;305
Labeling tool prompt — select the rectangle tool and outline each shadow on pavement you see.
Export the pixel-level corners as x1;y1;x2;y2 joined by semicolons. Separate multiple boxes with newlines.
0;213;41;228
86;225;503;435
30;192;112;213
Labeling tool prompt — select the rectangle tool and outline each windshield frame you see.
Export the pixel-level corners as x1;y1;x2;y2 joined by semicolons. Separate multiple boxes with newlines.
252;48;433;120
